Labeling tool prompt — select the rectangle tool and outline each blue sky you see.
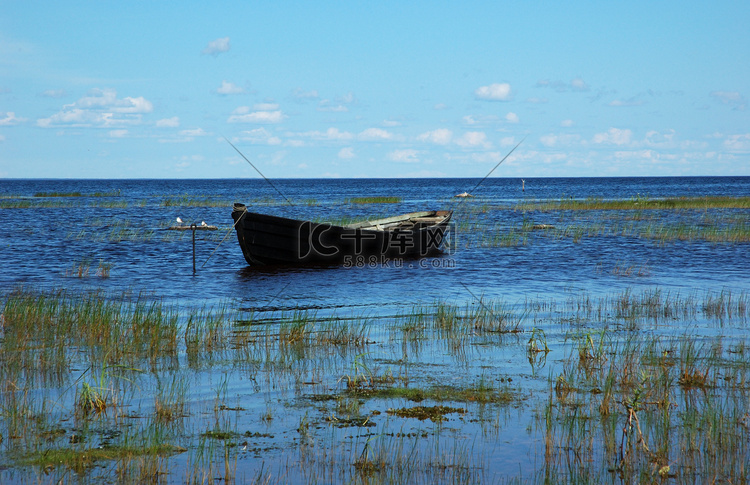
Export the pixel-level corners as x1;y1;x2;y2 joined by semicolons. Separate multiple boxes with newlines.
1;1;749;178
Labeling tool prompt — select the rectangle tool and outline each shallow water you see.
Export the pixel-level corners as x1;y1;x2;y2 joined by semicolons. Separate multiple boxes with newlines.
1;176;749;483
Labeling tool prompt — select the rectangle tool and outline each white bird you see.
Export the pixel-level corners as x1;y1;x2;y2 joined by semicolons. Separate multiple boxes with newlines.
201;221;207;227
176;217;183;224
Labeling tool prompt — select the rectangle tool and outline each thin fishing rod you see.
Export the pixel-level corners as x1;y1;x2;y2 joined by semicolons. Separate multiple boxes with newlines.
448;135;526;211
201;207;245;268
202;138;294;269
224;136;295;207
469;135;526;196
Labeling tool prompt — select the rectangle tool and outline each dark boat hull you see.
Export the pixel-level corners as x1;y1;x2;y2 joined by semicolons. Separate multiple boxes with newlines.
231;204;452;266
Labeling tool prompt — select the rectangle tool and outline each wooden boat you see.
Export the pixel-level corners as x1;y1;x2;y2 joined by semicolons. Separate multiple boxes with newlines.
231;203;453;266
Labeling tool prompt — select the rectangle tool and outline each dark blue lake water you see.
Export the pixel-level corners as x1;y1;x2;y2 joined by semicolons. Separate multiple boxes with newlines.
2;176;750;483
1;177;749;317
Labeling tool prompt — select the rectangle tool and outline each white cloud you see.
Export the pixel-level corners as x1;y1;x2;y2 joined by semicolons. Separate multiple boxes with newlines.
318;92;356;112
0;134;5;142
180;128;207;137
216;81;244;95
505;112;519;123
254;102;279;110
292;88;319;101
540;133;580;147
711;91;747;110
114;96;153;114
500;137;517;147
227;109;285;124
561;119;574;127
202;37;230;56
240;128;282;145
388;149;420;163
540;134;558;147
0;112;24;126
109;129;128;138
592;128;632;146
418;128;453;145
462;114;500;125
298;127;353;140
570;78;590;92
338;147;355;159
536;78;590;93
455;131;491;148
318;100;348;112
358;128;393;141
156;117;180;127
37;88;153;128
40;89;67;98
475;83;512;101
644;129;675;148
724;134;750;152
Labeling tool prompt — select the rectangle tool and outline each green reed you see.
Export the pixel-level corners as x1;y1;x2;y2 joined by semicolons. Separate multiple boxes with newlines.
2;285;749;483
347;196;403;204
33;191;82;197
517;195;750;211
537;328;750;483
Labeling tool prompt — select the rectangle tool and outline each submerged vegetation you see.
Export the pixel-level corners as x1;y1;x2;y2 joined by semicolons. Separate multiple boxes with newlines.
1;286;749;483
516;194;750;211
1;185;750;482
347;196;403;204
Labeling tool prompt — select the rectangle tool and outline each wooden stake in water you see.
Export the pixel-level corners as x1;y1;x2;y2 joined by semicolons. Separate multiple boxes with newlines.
192;223;197;274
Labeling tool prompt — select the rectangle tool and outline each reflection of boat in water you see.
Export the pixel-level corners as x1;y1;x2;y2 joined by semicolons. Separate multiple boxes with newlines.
231;203;452;266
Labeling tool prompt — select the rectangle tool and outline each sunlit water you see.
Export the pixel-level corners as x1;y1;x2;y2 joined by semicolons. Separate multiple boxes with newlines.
2;177;748;309
1;176;749;483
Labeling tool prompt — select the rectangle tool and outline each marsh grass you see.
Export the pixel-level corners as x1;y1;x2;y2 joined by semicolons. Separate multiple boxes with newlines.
34;191;83;197
154;373;188;423
537;328;750;483
456;196;750;247
64;258;113;278
516;195;750;211
22;443;186;471
0;199;80;209
347;196;403;204
2;286;750;483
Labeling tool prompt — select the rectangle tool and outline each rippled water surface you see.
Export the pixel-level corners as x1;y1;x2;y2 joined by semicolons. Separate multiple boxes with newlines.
1;176;749;484
2;176;749;309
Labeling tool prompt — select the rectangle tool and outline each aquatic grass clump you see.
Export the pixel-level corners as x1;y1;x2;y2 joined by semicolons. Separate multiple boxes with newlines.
0;289;180;372
516;195;750;211
386;405;466;422
77;381;109;415
0;199;80;209
34;191;83;197
347;196;403;204
539;330;750;483
63;258;113;278
345;375;518;406
21;443;186;475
